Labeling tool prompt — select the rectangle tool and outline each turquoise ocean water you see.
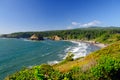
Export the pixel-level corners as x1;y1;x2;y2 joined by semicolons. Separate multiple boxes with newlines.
0;38;100;79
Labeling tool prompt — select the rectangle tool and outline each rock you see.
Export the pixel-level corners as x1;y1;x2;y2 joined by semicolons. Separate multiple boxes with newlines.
29;34;44;40
51;35;62;40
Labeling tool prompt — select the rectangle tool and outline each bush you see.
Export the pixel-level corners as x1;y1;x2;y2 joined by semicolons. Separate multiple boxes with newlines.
60;52;74;64
65;52;74;61
91;56;120;80
5;68;35;80
34;64;54;79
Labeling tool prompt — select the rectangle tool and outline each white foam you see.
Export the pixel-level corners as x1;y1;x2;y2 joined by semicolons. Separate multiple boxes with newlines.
0;38;7;39
58;54;65;58
23;39;39;42
23;39;31;42
47;60;59;65
64;41;90;59
42;53;51;57
27;65;33;69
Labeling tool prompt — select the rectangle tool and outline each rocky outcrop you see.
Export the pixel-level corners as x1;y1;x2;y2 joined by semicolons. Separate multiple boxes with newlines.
51;35;62;40
29;34;44;40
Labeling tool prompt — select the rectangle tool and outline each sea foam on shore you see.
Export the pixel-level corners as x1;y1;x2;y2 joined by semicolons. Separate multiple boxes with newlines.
64;40;100;59
48;40;100;65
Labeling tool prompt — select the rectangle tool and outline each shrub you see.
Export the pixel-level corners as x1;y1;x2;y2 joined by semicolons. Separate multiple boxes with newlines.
34;64;54;79
65;52;74;61
91;56;120;80
5;68;35;80
60;52;74;64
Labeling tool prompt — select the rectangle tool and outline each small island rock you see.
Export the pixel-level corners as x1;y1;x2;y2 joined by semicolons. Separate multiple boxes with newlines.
51;35;62;40
29;34;44;40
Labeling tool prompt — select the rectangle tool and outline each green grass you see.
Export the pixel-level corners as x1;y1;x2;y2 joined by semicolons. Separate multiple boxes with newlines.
95;33;120;44
5;41;120;80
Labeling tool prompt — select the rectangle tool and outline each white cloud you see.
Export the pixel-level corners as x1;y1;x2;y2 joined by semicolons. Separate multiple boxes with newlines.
80;20;101;27
72;22;80;26
66;20;101;29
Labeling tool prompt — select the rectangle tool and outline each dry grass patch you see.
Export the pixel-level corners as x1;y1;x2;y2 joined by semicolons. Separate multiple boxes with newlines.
53;41;120;73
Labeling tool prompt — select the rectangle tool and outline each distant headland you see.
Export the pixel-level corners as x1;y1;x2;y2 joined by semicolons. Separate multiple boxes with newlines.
1;27;120;44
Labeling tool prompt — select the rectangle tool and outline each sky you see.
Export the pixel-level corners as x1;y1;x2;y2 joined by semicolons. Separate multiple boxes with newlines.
0;0;120;34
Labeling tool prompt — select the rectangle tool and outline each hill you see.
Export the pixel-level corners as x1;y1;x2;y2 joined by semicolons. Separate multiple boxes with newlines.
1;27;120;44
5;41;120;80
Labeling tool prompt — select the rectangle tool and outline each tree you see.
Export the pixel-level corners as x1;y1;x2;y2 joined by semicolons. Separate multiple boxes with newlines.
65;52;74;61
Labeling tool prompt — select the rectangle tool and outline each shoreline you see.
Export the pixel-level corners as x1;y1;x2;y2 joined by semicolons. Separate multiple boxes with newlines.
63;40;107;48
0;38;107;48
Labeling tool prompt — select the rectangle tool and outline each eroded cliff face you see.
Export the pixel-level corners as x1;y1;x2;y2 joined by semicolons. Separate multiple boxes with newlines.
51;35;62;40
29;34;44;40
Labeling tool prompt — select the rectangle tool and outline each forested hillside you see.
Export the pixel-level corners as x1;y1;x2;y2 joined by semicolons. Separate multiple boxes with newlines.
3;27;120;80
1;27;120;44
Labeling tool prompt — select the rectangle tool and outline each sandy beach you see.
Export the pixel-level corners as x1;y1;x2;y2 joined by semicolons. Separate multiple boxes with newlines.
83;41;107;48
63;40;107;48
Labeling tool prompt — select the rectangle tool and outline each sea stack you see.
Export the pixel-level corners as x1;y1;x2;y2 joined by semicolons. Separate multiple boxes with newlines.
29;34;44;40
51;35;62;40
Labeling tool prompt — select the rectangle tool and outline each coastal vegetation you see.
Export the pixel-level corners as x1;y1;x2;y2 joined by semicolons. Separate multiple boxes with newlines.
3;27;120;80
5;41;120;80
1;27;120;43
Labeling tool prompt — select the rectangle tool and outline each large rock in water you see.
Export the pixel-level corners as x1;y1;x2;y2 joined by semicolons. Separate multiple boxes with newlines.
51;35;62;40
29;34;44;40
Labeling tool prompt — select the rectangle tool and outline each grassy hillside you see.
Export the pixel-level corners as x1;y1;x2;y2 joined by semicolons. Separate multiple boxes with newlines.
5;41;120;80
95;33;120;44
54;41;120;72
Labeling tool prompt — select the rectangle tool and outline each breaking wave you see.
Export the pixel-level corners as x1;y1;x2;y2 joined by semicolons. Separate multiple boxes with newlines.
64;41;100;59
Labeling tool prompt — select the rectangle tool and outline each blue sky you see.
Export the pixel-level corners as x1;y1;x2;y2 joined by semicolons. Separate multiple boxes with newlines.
0;0;120;34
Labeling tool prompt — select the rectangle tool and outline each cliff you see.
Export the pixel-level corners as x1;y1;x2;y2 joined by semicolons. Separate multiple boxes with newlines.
51;35;62;40
29;34;44;40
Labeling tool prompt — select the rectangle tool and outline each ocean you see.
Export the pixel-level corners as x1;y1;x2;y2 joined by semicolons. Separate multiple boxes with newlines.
0;38;100;79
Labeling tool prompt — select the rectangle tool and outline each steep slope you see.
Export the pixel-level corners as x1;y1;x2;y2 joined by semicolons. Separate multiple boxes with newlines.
53;41;120;72
5;41;120;80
